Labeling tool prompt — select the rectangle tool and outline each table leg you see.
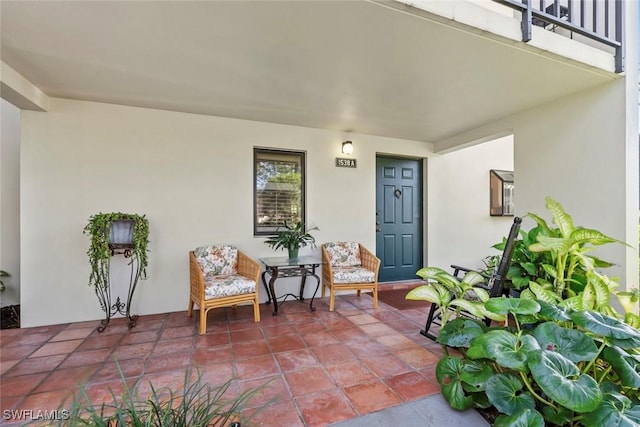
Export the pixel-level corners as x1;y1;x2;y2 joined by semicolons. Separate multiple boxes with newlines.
268;268;279;316
298;274;307;302
261;270;271;305
308;265;320;312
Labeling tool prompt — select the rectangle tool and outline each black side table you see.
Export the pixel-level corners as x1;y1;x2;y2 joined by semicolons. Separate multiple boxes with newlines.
259;256;322;316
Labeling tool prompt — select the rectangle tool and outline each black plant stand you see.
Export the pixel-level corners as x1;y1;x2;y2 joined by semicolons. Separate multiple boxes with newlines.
95;245;142;332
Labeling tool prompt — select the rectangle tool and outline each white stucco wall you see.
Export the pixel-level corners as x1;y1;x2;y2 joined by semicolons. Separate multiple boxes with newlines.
514;79;638;293
1;98;21;307
427;135;514;271
19;98;439;327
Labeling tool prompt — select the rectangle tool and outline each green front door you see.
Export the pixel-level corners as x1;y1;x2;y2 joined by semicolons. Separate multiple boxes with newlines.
376;156;423;282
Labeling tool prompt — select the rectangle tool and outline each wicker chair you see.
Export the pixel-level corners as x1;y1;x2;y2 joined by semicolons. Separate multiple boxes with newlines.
321;242;381;311
188;245;260;334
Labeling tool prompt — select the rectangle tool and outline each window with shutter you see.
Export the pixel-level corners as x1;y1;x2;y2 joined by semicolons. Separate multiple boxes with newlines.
254;148;306;235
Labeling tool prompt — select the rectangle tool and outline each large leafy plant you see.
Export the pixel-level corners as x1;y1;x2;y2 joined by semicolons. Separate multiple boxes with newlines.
436;298;640;426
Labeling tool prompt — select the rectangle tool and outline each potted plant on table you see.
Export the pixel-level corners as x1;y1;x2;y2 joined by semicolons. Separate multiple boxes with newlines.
264;221;319;259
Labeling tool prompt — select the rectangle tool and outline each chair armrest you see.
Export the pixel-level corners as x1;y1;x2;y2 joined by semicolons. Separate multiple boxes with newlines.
189;251;205;297
360;245;381;278
450;264;489;279
237;250;261;285
321;246;334;283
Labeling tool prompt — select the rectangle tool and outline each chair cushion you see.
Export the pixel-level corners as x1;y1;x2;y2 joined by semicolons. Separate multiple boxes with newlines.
194;245;238;276
204;274;256;300
332;266;375;284
324;242;362;267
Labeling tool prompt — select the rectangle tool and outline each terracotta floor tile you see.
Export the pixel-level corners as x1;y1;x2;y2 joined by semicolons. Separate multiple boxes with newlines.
395;347;441;369
58;348;112;369
135;369;190;397
260;324;297;338
0;344;39;360
244;399;304;427
0;359;19;375
132;317;166;331
275;349;320;372
29;340;83;358
302;330;340;347
235;354;280;380
194;331;230;348
75;334;122;351
83;377;137;405
358;322;398;337
3;331;60;347
111;342;155;360
284;311;318;324
345;338;389;358
34;365;98;394
284;367;334;397
347;313;379;325
237;374;289;409
385;318;422;333
160;325;195;340
342;379;401;414
92;357;145;382
230;328;264;344
319;316;356;330
232;339;270;359
119;330;159;345
146;352;191;373
65;320;103;330
361;353;412;377
197;362;235;388
326;361;377;387
165;312;195;328
192;345;233;366
0;395;21;412
293;321;327;335
151;336;193;355
227;317;262;331
310;343;355;365
3;355;67;377
384;371;441;401
268;334;306;353
331;326;369;342
0;373;49;397
375;333;420;351
16;389;74;413
49;327;95;342
296;388;357;427
94;323;131;336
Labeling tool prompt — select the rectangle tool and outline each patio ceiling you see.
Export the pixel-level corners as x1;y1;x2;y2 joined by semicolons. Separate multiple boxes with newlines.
0;0;616;144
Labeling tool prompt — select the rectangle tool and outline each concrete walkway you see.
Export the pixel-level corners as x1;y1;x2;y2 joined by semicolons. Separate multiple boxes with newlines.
330;393;490;427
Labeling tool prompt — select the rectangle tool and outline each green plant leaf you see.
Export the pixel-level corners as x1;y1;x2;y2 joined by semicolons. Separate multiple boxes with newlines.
526;212;554;237
528;282;561;304
485;297;540;316
583;391;640;427
571;311;640;350
469;330;528;371
435;357;474;410
449;299;486;318
541;406;573;426
461;271;486;287
485;373;535;416
617;289;640;315
494;409;545;427
601;346;640;388
533;322;599;363
528;350;602;412
437;318;487;348
416;266;448;280
570;228;620;246
406;284;449;306
560;295;585;311
530;235;572;253
536;301;572;322
545;197;574;238
459;360;494;393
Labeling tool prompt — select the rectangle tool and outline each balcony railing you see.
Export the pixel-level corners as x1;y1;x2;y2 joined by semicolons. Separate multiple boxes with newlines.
492;0;624;72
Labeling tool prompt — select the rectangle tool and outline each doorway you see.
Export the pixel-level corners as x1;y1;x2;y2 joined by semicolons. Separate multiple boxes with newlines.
375;156;423;282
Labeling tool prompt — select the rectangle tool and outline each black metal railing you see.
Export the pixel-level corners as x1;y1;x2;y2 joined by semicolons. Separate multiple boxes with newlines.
492;0;624;72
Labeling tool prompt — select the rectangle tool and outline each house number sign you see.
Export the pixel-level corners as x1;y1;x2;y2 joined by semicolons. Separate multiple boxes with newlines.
336;157;357;168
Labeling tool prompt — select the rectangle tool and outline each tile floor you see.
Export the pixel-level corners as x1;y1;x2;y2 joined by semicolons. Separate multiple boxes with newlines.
0;284;445;426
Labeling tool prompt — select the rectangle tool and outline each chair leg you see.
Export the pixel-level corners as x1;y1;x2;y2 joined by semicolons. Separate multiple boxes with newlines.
253;298;261;323
199;307;207;335
321;282;326;298
372;286;378;309
187;299;194;317
420;303;439;341
329;289;336;312
356;290;361;297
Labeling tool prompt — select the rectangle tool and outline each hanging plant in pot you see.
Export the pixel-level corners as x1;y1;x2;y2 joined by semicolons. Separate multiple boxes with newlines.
83;212;149;331
264;221;319;259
